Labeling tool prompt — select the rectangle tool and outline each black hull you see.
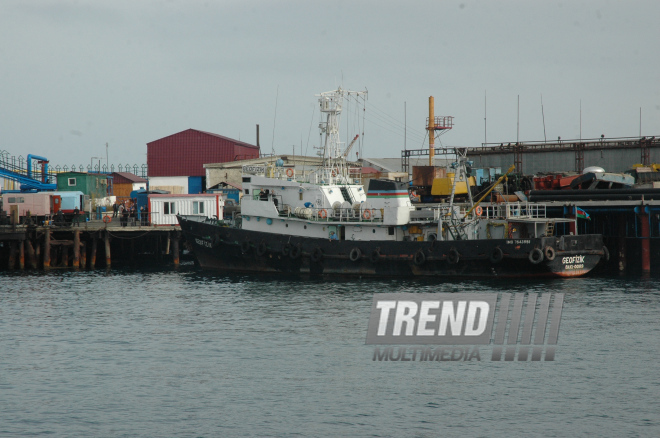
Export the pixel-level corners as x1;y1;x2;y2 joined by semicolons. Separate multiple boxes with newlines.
178;217;605;278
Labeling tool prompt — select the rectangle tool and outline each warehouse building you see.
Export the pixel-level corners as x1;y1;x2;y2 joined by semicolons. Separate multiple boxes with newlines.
147;129;259;194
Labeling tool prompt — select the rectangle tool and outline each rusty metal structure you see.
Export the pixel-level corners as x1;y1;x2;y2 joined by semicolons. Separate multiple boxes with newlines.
468;136;660;175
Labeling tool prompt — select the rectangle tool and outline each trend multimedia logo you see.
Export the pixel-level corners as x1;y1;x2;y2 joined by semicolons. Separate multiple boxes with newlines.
366;293;563;362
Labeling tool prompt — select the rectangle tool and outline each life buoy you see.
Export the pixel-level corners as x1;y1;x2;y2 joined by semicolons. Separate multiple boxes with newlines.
490;246;503;263
448;248;460;264
349;247;361;261
475;206;483;216
311;247;323;262
103;216;111;223
286;168;294;178
529;248;544;264
318;209;327;219
257;240;268;256
362;209;372;220
241;241;252;254
414;250;426;266
544;246;556;261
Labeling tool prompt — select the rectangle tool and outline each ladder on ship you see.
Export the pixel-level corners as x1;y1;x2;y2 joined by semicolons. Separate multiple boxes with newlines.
545;221;555;237
339;187;354;204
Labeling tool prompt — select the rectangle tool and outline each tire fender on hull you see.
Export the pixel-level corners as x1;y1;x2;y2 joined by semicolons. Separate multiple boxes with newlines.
414;250;426;266
490;246;503;263
529;248;544;264
447;248;460;264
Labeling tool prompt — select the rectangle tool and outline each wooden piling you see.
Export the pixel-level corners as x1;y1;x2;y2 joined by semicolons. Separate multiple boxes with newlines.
8;241;17;270
172;235;180;266
80;241;87;269
43;228;51;269
91;236;97;268
104;231;111;268
18;240;25;270
26;239;37;269
73;230;80;268
62;245;69;267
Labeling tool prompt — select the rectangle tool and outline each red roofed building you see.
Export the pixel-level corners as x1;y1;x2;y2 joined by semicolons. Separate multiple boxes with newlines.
147;129;259;177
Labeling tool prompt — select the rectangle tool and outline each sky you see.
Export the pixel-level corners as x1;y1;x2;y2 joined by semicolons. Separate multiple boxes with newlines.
1;0;659;170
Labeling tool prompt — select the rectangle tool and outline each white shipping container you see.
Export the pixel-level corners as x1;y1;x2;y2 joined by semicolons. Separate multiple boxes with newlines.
148;194;224;225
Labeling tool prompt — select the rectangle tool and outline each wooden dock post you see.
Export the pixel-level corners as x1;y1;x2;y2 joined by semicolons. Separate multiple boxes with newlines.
43;228;51;269
8;241;17;270
26;239;38;269
104;231;111;268
73;230;80;268
80;241;87;269
62;245;69;267
18;240;25;270
91;236;97;268
172;233;180;266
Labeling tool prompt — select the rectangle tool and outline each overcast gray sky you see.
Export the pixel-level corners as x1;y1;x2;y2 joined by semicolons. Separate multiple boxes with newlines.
1;0;658;168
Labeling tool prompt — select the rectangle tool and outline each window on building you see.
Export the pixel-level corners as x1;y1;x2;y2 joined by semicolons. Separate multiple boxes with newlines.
242;177;251;183
164;202;176;215
245;189;249;195
68;178;76;186
192;201;205;215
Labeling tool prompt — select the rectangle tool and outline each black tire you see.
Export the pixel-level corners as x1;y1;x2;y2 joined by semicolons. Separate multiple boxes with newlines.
289;244;302;259
257;240;267;256
414;250;426;266
544;246;556;261
603;245;610;262
349;247;361;262
529;248;544;264
282;243;291;256
241;241;252;254
311;247;323;263
448;248;460;264
490;246;503;264
370;249;381;263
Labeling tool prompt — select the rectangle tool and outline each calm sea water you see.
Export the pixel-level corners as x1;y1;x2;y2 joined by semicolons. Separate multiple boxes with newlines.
1;266;659;437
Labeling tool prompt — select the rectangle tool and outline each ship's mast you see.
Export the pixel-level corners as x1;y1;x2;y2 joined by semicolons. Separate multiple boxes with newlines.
316;87;367;183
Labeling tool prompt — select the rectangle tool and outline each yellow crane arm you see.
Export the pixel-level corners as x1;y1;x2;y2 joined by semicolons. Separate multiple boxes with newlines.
465;164;516;217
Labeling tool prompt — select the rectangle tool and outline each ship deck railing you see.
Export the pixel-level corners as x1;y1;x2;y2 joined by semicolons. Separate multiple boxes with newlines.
482;202;548;220
276;206;383;223
413;202;551;222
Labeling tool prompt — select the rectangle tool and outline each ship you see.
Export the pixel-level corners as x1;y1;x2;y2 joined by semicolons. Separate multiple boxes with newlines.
178;88;607;277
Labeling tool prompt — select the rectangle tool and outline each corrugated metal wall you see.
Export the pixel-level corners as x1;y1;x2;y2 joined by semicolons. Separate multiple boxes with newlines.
147;129;259;177
468;144;660;175
149;195;222;225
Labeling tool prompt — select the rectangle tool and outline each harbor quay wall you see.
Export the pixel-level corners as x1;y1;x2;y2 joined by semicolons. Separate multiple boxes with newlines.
0;221;185;271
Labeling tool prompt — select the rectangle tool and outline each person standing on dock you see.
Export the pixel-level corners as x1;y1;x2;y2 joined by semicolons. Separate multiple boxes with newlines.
118;203;125;226
112;202;118;218
73;207;80;227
